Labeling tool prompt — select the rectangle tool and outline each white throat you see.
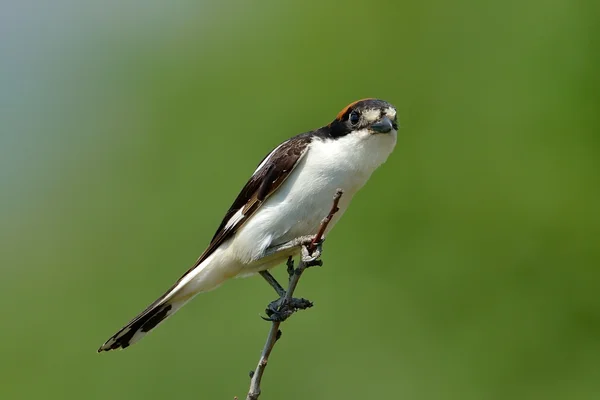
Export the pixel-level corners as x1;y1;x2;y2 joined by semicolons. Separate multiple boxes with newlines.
309;129;398;183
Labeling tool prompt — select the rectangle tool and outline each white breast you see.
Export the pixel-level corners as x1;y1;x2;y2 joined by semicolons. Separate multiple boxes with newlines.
231;129;397;267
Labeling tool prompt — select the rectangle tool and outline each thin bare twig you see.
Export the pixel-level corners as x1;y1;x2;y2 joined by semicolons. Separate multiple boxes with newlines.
308;189;342;254
245;189;344;400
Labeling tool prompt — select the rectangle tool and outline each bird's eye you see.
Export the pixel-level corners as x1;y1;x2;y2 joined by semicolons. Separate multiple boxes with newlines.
349;110;360;125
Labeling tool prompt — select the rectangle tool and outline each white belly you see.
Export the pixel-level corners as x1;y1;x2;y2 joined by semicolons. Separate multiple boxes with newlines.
230;129;397;271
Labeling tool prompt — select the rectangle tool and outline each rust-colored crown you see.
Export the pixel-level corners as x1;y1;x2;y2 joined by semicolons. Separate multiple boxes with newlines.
335;98;376;121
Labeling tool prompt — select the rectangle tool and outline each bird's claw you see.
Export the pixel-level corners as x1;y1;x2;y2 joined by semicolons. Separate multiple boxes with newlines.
301;243;323;267
262;296;313;322
300;236;325;248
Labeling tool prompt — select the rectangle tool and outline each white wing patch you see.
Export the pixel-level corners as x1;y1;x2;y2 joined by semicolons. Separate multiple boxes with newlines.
253;140;288;174
218;142;290;241
223;208;245;231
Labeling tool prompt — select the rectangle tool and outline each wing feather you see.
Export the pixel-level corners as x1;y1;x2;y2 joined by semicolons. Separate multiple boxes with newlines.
194;135;311;269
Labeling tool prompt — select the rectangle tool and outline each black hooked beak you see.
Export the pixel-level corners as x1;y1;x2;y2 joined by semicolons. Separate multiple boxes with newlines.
370;116;394;133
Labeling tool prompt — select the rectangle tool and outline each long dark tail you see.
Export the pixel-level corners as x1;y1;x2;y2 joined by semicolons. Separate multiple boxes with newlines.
98;252;232;352
97;295;189;352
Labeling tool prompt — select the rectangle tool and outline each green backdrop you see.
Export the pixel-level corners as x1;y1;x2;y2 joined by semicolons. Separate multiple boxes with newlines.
1;1;598;399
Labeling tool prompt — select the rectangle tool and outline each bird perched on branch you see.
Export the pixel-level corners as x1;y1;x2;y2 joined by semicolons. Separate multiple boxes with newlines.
98;98;398;352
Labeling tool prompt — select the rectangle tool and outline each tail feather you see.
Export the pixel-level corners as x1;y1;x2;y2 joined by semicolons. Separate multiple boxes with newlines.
98;267;200;352
97;296;188;352
98;249;236;352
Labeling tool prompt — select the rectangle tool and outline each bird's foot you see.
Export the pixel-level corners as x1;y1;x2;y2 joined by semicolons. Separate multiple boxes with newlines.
262;296;313;322
260;241;323;323
301;240;324;268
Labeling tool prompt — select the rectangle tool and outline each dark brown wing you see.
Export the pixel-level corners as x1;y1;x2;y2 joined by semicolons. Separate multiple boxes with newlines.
193;134;311;267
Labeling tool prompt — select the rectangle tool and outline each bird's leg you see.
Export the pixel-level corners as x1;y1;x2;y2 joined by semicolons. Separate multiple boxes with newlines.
259;236;326;322
263;257;313;322
262;239;327;322
256;236;312;319
260;235;324;288
261;235;315;259
258;235;313;297
259;270;286;297
259;269;297;321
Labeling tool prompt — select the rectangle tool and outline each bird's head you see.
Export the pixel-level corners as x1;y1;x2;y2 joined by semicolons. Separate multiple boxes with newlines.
328;98;398;138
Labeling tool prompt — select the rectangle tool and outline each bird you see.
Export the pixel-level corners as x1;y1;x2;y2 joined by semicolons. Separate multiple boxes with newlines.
98;98;398;352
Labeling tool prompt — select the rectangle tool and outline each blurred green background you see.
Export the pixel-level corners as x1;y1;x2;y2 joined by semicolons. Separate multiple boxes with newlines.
1;0;599;399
